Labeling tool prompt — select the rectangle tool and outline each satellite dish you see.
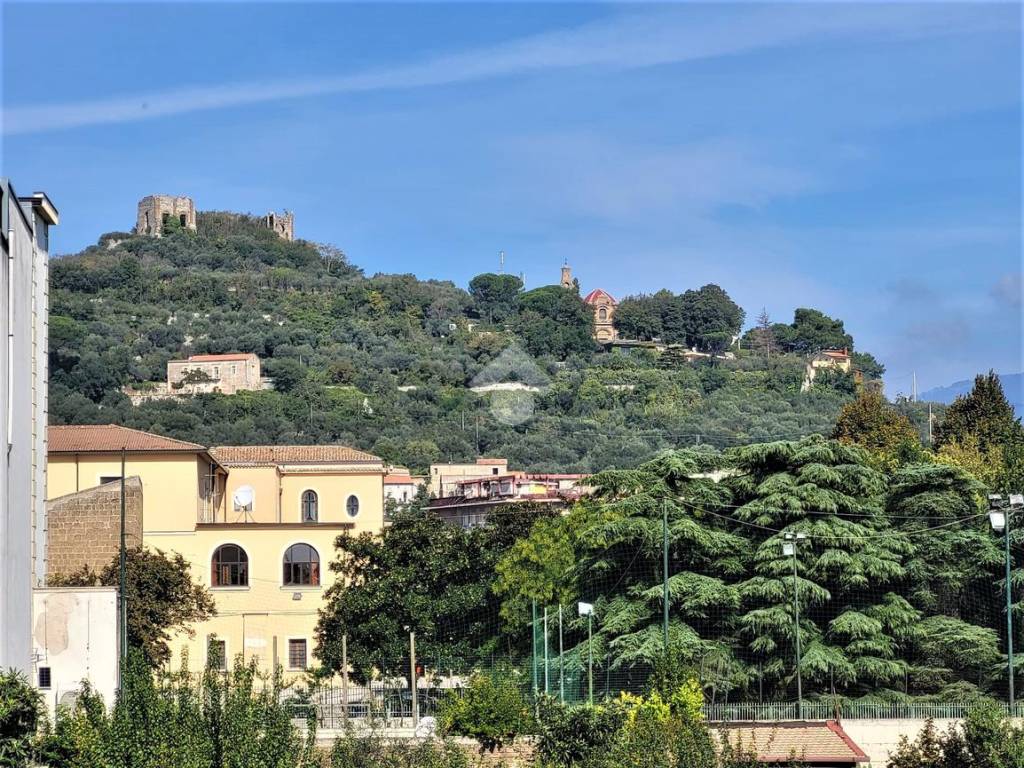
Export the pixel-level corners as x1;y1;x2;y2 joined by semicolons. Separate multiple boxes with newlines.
232;486;254;519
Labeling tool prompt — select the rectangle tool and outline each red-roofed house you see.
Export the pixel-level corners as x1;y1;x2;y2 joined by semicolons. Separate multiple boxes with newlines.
583;288;617;342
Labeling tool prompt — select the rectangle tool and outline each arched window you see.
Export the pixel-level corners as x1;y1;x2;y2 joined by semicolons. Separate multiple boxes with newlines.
283;544;320;586
211;544;248;587
346;495;360;518
301;490;318;522
598;307;608;321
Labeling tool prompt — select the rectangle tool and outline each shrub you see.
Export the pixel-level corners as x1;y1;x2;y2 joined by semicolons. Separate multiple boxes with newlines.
534;697;624;768
0;668;42;767
887;701;1024;768
329;731;469;768
437;670;531;752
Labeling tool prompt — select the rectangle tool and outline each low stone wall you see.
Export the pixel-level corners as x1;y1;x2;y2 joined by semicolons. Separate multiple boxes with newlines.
47;476;143;578
314;732;534;767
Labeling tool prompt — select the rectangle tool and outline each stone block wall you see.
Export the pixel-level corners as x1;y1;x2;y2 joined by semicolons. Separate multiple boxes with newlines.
136;195;197;235
47;477;143;578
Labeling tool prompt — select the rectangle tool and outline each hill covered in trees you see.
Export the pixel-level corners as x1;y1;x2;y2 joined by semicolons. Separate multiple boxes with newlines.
50;211;911;471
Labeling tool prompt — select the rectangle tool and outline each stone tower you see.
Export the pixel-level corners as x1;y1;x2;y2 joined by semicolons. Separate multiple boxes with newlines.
560;263;572;289
135;195;196;236
263;210;294;241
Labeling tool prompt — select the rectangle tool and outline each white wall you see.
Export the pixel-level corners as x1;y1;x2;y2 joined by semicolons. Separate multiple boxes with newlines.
0;181;52;674
32;587;119;715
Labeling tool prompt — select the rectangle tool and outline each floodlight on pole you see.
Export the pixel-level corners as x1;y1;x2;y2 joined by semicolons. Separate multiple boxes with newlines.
781;531;805;719
989;493;1017;711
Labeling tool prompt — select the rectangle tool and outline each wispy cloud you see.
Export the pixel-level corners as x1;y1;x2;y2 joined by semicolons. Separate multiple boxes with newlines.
3;3;1003;135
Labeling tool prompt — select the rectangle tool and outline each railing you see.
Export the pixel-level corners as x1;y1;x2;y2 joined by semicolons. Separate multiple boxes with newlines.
703;701;1024;722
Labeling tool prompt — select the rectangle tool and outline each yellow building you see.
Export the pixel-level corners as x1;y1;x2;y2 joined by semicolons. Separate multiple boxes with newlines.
46;426;385;677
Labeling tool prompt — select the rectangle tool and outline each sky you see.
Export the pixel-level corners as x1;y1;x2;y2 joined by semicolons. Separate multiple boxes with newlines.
3;2;1021;394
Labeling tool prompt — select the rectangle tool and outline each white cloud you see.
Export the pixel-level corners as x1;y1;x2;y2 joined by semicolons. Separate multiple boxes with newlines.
4;3;1005;134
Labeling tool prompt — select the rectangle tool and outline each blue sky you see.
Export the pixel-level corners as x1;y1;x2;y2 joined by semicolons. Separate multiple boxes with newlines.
3;2;1021;393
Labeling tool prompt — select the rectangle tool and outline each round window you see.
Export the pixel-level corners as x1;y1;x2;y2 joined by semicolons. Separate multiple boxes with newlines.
346;495;359;517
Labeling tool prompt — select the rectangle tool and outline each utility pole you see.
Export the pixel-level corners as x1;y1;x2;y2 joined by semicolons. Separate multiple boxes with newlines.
927;403;934;446
912;371;917;402
663;499;670;651
783;532;807;719
119;447;127;686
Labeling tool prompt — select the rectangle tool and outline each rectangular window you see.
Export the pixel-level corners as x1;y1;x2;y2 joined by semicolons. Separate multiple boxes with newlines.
288;639;308;670
99;475;122;486
208;639;227;671
38;667;51;689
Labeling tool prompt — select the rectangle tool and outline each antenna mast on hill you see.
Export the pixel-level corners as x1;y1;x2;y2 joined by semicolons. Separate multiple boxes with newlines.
912;371;918;402
499;250;505;274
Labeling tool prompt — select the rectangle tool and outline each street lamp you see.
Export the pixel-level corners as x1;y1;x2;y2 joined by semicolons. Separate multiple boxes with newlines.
579;602;595;705
783;532;807;719
990;494;1024;712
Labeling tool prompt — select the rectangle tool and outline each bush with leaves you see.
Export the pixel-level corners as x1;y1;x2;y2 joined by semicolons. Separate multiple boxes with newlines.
40;652;317;768
329;731;469;768
437;669;532;753
887;701;1024;768
534;696;625;768
0;668;42;767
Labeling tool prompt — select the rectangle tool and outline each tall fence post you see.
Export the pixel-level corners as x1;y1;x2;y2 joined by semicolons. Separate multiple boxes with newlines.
409;630;419;730
342;634;349;728
531;600;538;702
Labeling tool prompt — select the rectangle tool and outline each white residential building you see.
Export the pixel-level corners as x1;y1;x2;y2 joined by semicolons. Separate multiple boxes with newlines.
0;179;57;675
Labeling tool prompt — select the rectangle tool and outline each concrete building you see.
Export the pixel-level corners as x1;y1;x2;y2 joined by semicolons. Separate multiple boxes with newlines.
46;430;385;678
428;472;590;528
135;194;196;235
383;467;425;506
1;179;57;675
801;348;855;392
167;352;263;395
33;587;119;715
429;458;508;497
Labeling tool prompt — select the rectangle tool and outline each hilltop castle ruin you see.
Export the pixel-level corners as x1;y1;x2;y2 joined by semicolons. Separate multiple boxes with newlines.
135;195;196;235
134;195;296;240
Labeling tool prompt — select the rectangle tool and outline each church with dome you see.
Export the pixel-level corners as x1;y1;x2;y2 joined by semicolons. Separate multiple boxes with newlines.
560;264;618;342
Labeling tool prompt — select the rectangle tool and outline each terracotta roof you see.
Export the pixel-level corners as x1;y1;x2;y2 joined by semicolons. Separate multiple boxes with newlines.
384;474;420;484
583;289;617;305
718;721;868;764
820;348;850;359
49;425;207;454
181;353;258;362
210;445;381;466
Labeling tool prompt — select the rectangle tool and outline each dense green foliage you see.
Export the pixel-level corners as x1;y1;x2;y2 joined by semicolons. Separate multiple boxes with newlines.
0;669;42;767
316;504;550;680
437;669;533;752
50;547;216;667
49;212;876;473
887;703;1024;768
612;285;744;351
36;653;316;768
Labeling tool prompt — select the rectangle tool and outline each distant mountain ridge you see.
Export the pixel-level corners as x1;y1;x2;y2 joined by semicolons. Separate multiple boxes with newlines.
921;373;1023;418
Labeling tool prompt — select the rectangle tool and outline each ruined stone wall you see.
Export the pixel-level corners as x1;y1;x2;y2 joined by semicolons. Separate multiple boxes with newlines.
136;195;197;235
47;477;143;578
264;210;294;241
